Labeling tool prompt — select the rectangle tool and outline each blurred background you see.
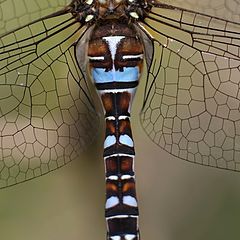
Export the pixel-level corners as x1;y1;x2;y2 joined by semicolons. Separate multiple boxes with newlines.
1;0;240;239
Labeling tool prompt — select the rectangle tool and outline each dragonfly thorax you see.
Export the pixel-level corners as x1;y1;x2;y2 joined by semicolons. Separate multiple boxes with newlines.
70;0;151;23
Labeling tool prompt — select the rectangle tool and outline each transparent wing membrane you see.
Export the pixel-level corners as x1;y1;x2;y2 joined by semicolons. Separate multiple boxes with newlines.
164;0;240;22
0;10;99;188
0;0;70;35
140;4;240;171
1;0;240;189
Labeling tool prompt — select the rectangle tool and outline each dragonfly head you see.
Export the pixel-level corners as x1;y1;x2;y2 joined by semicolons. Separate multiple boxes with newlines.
70;0;152;24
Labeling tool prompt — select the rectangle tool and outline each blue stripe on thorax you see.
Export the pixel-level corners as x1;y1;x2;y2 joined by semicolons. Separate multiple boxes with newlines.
92;67;139;83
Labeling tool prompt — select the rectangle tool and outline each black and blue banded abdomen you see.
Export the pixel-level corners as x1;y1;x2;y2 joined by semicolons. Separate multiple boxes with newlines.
87;19;144;240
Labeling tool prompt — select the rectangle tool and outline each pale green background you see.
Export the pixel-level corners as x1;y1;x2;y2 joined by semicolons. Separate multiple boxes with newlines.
1;0;240;240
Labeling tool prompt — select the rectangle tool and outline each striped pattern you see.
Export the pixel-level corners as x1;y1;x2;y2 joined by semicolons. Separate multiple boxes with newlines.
87;19;144;240
102;91;139;240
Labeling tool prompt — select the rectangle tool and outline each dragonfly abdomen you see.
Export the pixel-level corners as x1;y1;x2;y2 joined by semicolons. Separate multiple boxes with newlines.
102;92;140;240
88;19;144;240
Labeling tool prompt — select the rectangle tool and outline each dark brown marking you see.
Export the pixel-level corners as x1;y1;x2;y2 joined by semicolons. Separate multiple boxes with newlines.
101;93;114;113
106;181;118;192
122;181;136;193
107;217;139;236
101;92;133;117
119;92;131;112
88;39;108;56
106;120;116;135
105;157;117;174
119;38;144;54
121;156;133;172
119;119;131;133
105;155;134;177
95;81;139;91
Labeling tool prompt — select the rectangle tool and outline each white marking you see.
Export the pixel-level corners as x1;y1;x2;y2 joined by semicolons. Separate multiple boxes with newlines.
99;0;107;3
99;88;132;94
85;0;93;4
130;12;139;19
99;86;137;94
103;36;125;61
106;215;135;220
105;196;120;209
123;54;143;59
104;153;134;160
106;116;116;121
108;175;118;180
123;196;138;207
110;215;131;219
125;235;136;240
119;134;134;147
104;135;116;148
118;116;129;120
89;56;104;60
110;236;121;240
121;175;132;180
85;14;94;22
110;235;136;240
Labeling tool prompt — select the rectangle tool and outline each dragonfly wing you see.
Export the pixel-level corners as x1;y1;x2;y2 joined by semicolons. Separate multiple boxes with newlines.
140;4;240;171
0;9;99;188
0;0;70;35
162;0;240;22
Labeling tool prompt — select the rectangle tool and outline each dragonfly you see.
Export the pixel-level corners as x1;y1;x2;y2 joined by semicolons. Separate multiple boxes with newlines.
1;0;240;239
